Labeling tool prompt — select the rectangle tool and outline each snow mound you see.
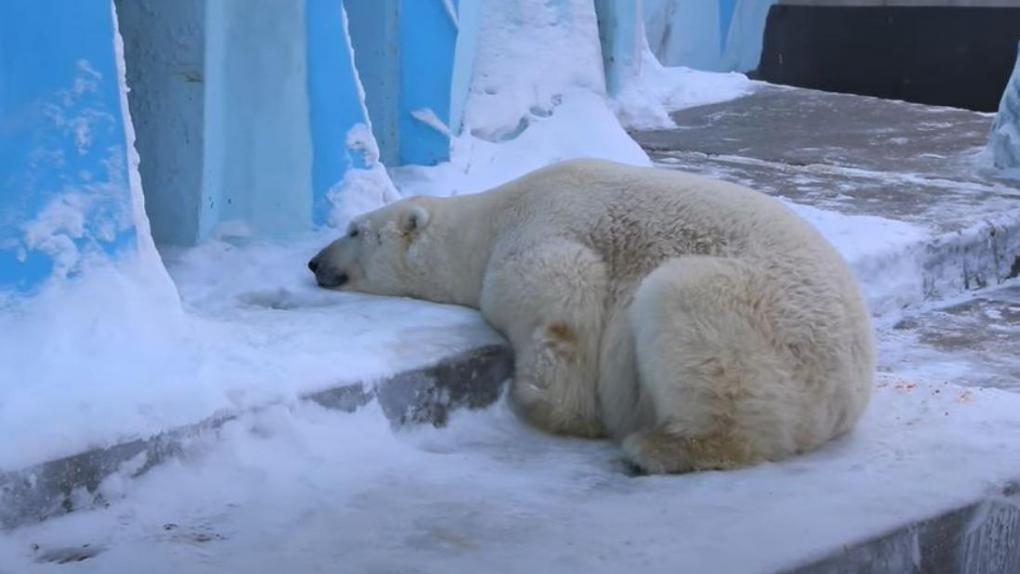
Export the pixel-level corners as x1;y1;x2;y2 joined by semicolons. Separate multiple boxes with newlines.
611;40;756;130
463;0;606;141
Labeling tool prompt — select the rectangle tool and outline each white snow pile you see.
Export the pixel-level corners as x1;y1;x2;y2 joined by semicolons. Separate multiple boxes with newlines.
2;372;1019;573
391;0;754;198
610;38;755;130
0;234;499;471
461;0;607;142
326;123;401;230
392;0;649;198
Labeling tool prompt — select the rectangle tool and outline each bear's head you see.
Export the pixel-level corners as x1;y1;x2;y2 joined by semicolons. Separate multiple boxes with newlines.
308;198;436;298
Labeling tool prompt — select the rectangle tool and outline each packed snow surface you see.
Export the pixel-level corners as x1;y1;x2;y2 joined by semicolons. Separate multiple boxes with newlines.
0;236;499;471
3;372;1019;573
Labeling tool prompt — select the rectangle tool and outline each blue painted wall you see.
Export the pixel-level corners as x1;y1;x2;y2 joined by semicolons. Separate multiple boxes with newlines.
307;0;374;225
595;0;644;95
344;1;400;167
0;0;138;293
205;0;313;239
114;0;370;242
642;0;777;73
114;0;206;246
398;0;457;166
344;0;458;167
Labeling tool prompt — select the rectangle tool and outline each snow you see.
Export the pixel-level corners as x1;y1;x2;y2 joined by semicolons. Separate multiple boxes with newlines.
392;91;651;198
326;124;400;229
3;371;1019;573
4;3;1017;572
611;39;755;130
0;234;499;471
462;0;606;141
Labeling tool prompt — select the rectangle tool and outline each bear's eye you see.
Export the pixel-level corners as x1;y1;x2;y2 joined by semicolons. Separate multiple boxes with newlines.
348;228;359;238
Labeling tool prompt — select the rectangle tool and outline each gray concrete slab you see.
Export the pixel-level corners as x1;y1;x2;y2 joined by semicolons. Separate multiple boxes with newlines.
632;86;1020;314
785;482;1020;574
633;86;1020;234
0;344;512;531
881;283;1020;391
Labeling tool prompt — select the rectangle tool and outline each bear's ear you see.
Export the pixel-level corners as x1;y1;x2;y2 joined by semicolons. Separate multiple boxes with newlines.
398;204;430;235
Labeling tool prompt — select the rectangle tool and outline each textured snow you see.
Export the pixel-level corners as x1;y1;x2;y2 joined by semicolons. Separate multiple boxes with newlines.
326;124;401;229
462;0;606;141
784;202;931;318
611;38;755;130
3;372;1019;573
0;234;498;471
392;91;651;198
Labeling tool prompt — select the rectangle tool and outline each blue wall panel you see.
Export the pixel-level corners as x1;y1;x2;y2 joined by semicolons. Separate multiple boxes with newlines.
307;0;373;225
398;0;456;166
0;0;138;293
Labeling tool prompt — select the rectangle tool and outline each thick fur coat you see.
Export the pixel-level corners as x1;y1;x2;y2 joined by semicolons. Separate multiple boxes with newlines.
309;160;875;473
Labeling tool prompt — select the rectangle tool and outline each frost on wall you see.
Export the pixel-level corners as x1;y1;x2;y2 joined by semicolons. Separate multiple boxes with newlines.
990;44;1020;169
463;0;606;141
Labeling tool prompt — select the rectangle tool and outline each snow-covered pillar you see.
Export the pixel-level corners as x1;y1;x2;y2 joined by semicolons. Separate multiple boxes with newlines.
594;0;644;96
0;0;154;294
990;42;1020;170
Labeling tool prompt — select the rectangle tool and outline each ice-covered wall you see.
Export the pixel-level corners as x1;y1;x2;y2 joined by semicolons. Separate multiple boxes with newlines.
990;43;1020;169
114;0;372;242
0;0;144;293
114;0;206;246
204;0;313;239
642;0;776;73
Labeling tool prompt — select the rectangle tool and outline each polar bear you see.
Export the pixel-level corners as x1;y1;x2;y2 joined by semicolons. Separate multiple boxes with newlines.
309;159;874;474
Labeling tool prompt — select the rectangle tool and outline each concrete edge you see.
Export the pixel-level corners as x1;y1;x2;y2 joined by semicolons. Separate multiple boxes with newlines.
784;482;1020;573
0;343;513;531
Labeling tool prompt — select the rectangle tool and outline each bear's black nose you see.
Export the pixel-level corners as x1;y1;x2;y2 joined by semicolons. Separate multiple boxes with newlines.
308;257;319;273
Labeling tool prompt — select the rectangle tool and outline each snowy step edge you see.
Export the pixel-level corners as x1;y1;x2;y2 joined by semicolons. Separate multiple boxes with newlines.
850;212;1020;320
0;343;514;531
782;482;1020;574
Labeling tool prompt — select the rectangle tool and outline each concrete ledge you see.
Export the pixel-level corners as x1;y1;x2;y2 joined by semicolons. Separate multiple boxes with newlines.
633;86;1020;314
0;343;513;530
786;483;1020;573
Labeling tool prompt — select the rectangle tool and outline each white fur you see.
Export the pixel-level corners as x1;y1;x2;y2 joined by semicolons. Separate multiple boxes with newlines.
311;160;875;473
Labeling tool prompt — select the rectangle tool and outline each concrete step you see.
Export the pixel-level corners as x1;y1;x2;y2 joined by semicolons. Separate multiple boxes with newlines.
632;85;1020;317
785;483;1020;574
0;344;512;530
881;282;1020;392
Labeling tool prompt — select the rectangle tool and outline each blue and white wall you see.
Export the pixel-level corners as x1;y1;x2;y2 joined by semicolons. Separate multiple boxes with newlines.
0;0;769;299
1;1;143;294
642;0;777;73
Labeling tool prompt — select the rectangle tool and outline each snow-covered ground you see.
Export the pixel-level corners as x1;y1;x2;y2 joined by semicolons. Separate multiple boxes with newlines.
4;372;1020;573
0;234;498;470
4;1;1019;572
